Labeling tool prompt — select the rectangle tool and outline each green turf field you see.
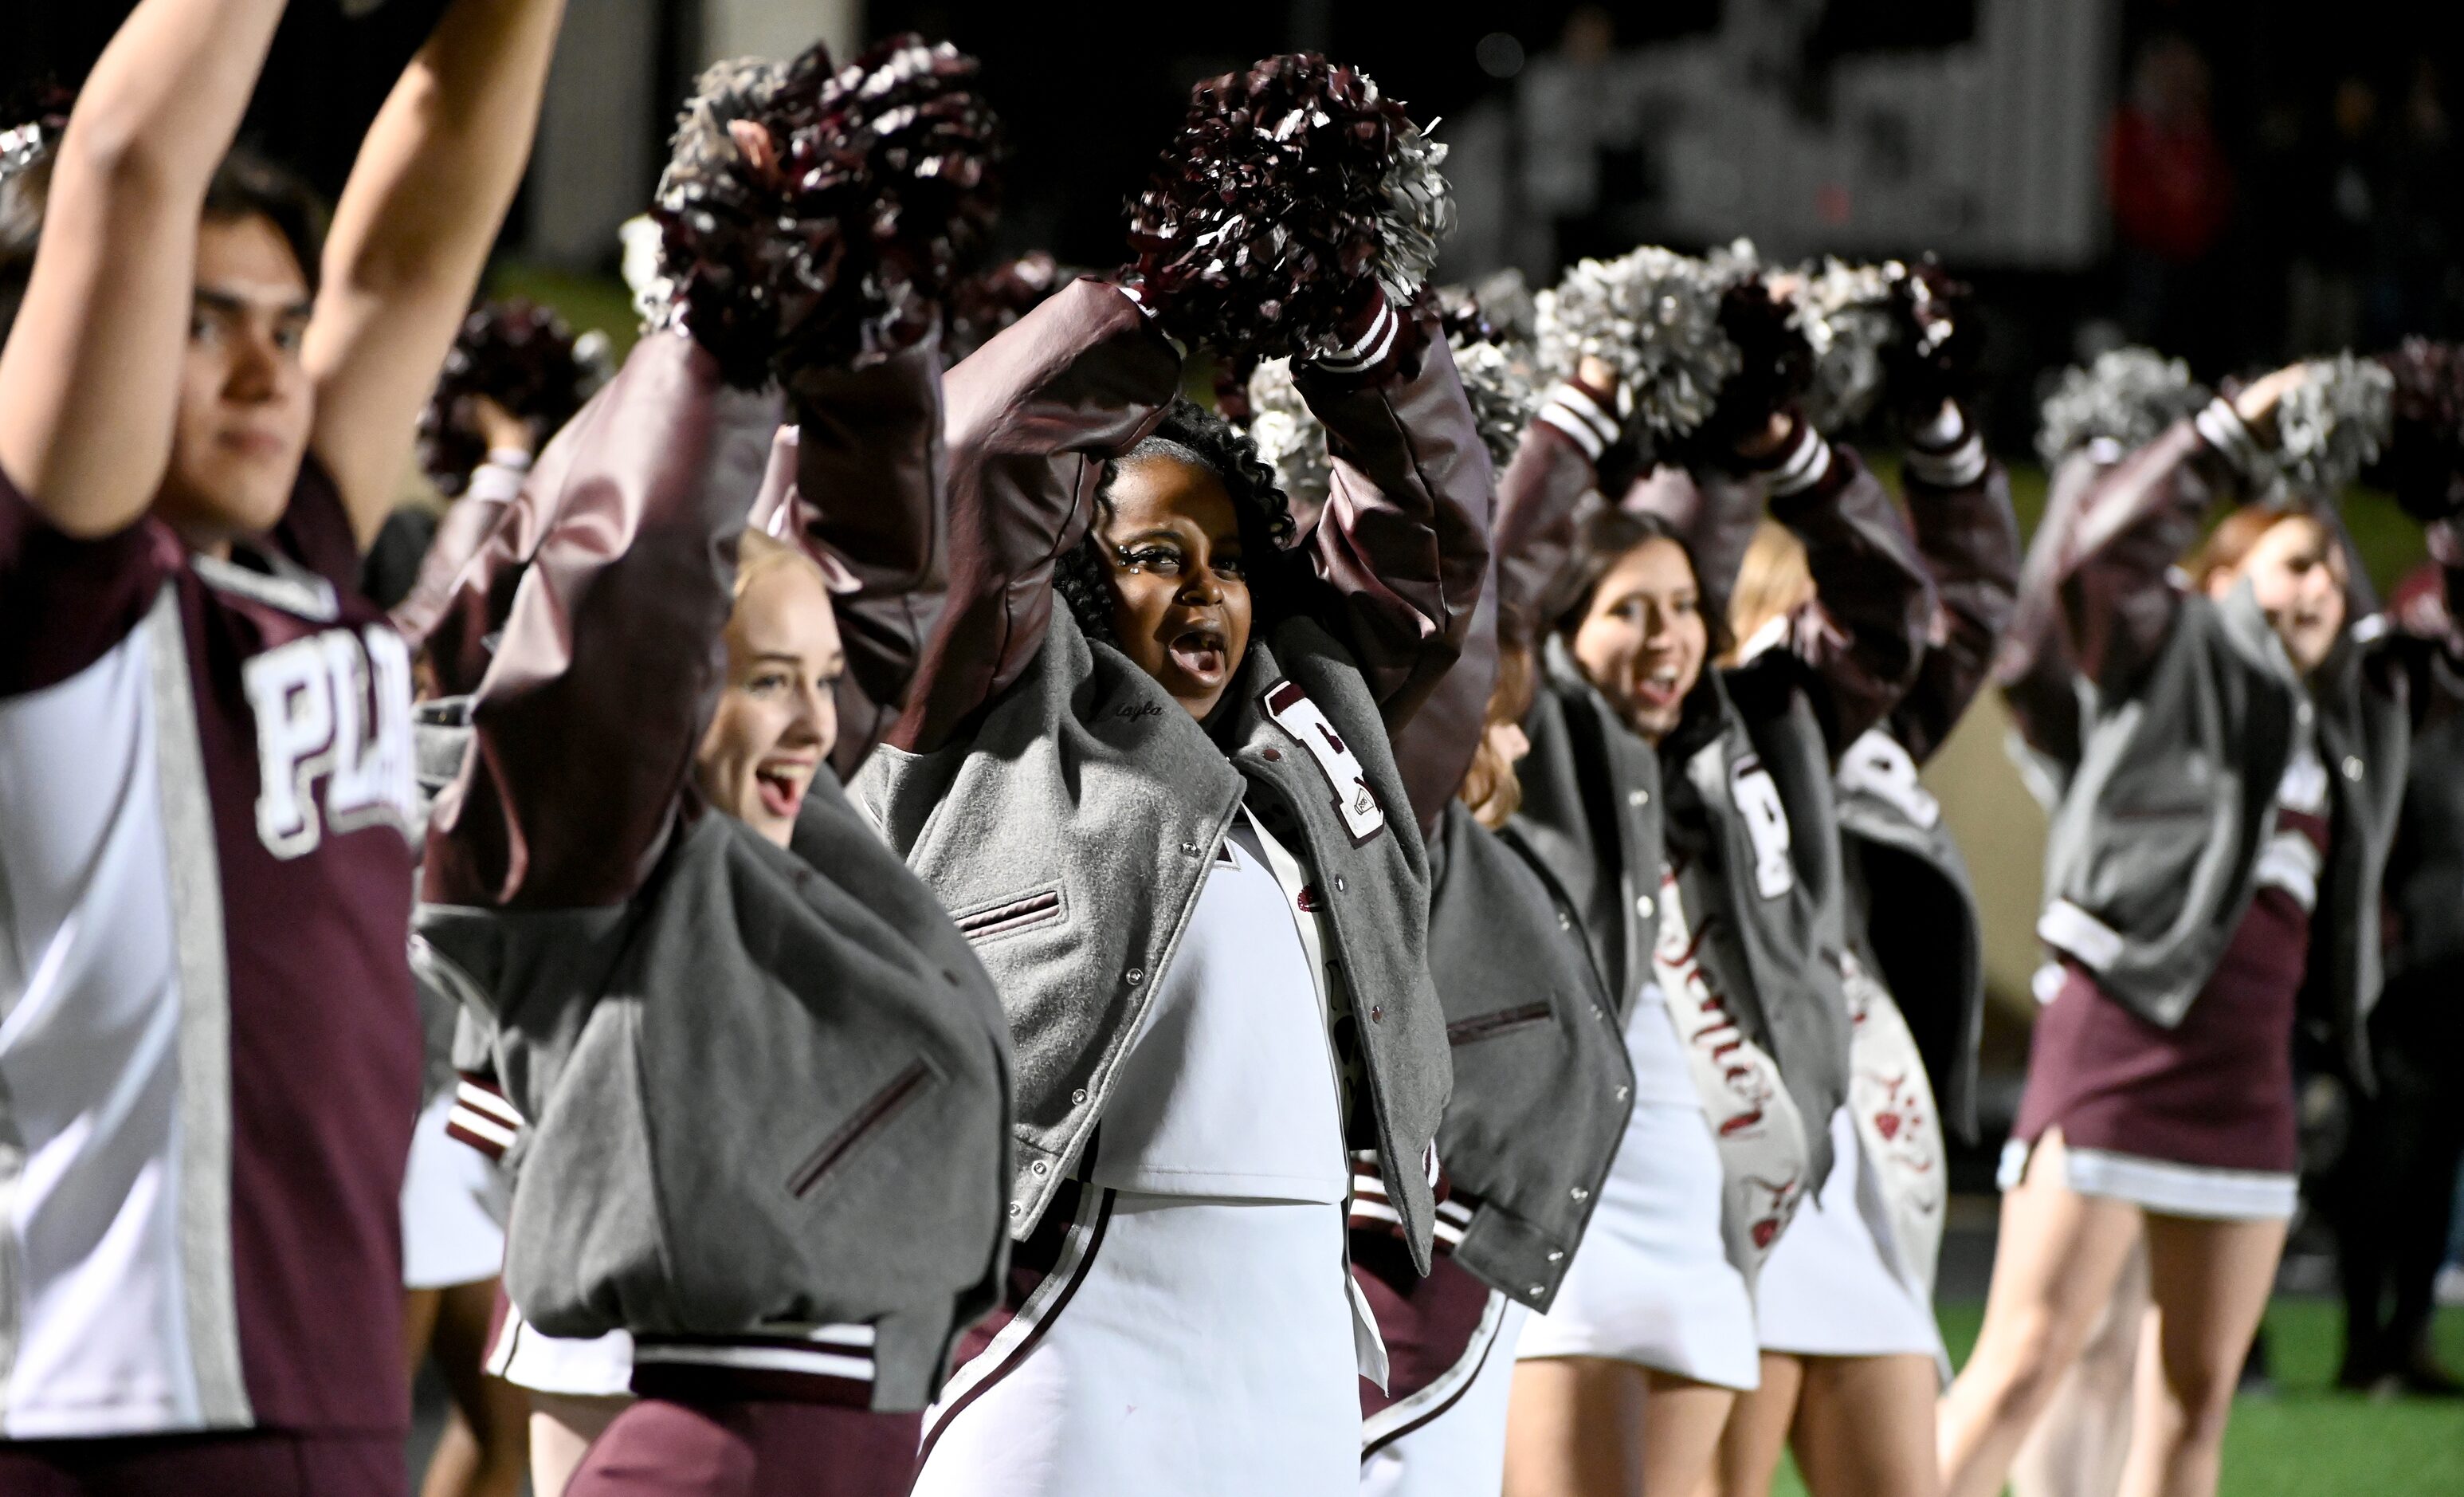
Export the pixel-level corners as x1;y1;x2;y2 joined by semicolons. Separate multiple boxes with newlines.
1768;1301;2464;1495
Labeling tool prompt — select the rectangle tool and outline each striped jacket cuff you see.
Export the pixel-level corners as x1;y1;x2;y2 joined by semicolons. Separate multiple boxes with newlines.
444;1072;524;1162
2193;396;2271;486
1536;380;1622;460
630;1323;880;1408
1903;405;1987;488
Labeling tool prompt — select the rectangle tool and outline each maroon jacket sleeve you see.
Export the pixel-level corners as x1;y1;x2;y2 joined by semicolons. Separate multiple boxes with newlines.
389;462;528;654
422;331;783;910
1492;377;1619;651
1888;405;2020;764
889;277;1182;754
1733;426;1936;754
2041;401;2262;695
749;333;949;780
1290;304;1494;836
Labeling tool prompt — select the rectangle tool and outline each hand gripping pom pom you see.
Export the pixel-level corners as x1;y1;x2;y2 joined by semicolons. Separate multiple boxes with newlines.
418;301;601;493
1451;328;1541;476
2035;348;2211;470
1536;246;1739;446
1786;257;1900;435
1124;53;1454;360
2276;352;2394;497
653;37;1003;388
1882;255;1982;418
2377;340;2464;522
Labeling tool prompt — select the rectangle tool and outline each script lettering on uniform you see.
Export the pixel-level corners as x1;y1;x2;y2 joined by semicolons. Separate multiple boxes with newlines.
241;625;418;859
1261;679;1385;844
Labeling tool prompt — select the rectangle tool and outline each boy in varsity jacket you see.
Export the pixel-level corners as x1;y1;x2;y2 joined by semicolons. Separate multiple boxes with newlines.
0;2;560;1491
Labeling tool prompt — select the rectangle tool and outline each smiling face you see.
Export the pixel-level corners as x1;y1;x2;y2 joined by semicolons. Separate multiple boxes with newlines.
154;214;316;552
1571;536;1710;744
693;557;844;847
1098;453;1255;721
2208;513;2349;675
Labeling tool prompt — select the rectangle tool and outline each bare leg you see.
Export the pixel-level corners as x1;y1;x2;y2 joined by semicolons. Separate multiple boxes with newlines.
1791;1354;1940;1497
403;1287;443;1385
2117;1212;2286;1497
530;1393;633;1497
1936;1133;2145;1497
2011;1235;2149;1497
419;1278;531;1497
1641;1371;1737;1496
1506;1357;1651;1495
1710;1354;1801;1497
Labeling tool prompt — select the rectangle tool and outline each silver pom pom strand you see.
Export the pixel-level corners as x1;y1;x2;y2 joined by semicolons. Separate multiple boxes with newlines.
2037;347;2210;470
1787;257;1898;434
1536;246;1739;442
1374;119;1454;308
1245;357;1333;524
2276;352;2395;495
1452;336;1540;474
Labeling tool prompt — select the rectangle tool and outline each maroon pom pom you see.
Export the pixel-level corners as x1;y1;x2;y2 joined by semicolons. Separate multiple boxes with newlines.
1694;275;1813;457
654;36;1003;387
418;300;595;493
944;250;1069;364
1123;53;1450;360
1884;254;1982;417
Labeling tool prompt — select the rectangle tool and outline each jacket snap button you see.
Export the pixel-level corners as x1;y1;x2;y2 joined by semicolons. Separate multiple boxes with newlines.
1263;747;1282;760
1591;1005;1605;1021
1569;1186;1589;1202
1557;910;1572;930
1634;894;1655;918
1615;1085;1630;1101
1030;1161;1050;1177
1007;1201;1022;1216
1333;875;1347;893
1370;1005;1385;1022
1072;1088;1089;1105
1126;967;1145;985
1529;1284;1546;1297
2341;755;2364;781
1628;788;1650;807
1181;839;1199;855
1547;1249;1565;1262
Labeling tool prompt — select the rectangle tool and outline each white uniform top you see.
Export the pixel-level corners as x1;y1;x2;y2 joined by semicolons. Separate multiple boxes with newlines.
1087;807;1350;1204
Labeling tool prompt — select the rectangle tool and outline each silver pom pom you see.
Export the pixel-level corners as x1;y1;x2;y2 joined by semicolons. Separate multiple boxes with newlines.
1536;246;1739;442
655;56;788;210
1452;335;1541;473
1472;268;1539;346
618;214;677;332
2277;352;2395;494
1787;257;1898;434
1245;357;1333;522
2036;347;2210;469
1374;118;1455;308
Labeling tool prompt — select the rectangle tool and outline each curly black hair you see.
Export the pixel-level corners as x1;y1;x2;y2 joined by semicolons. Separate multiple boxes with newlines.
1053;395;1304;648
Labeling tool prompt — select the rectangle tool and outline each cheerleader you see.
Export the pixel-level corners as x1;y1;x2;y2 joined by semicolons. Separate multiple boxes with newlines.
1938;362;2409;1497
881;56;1485;1497
1710;379;2018;1497
0;1;559;1489
1497;257;1934;1494
415;43;1013;1497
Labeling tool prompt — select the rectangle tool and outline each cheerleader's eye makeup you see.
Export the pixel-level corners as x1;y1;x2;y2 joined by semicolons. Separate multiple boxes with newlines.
1116;542;1187;575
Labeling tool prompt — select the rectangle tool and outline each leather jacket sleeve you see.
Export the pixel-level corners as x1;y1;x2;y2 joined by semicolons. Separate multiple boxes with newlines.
1735;425;1936;754
1292;303;1493;731
422;331;783;910
2044;401;2260;695
748;334;949;779
1889;403;2021;764
889;277;1182;754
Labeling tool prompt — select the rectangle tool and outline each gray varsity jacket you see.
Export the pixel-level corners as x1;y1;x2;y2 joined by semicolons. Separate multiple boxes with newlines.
854;279;1489;1271
2009;400;2409;1084
416;330;1014;1411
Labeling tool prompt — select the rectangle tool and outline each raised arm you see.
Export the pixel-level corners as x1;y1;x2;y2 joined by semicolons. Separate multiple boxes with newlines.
748;331;948;779
304;0;566;549
0;0;286;537
1733;420;1936;754
422;331;780;911
1289;298;1492;732
890;277;1181;753
1887;399;2020;763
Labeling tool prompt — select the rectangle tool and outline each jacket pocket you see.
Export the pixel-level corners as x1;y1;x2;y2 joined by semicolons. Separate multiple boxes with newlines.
951;885;1065;944
1446;1002;1553;1046
787;1059;938;1199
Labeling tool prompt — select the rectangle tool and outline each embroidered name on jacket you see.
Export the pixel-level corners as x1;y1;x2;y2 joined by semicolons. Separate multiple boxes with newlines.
241;624;418;858
1261;679;1385;844
1727;754;1795;898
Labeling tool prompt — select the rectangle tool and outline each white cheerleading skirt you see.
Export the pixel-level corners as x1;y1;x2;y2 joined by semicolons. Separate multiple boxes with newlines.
486;1306;636;1399
1754;1107;1944;1361
1360;1296;1530;1497
913;1189;1363;1497
1514;996;1760;1391
401;1089;506;1291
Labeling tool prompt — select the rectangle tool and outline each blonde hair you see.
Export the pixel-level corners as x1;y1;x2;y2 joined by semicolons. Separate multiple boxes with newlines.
732;528;833;608
1724;521;1814;665
1459;642;1536;829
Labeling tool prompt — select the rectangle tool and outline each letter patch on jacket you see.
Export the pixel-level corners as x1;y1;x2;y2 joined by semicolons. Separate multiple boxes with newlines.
1262;679;1385;844
1838;729;1940;829
1727;755;1794;899
241;625;418;859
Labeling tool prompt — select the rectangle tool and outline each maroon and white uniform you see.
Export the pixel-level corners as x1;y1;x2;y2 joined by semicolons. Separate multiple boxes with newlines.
0;463;423;1445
